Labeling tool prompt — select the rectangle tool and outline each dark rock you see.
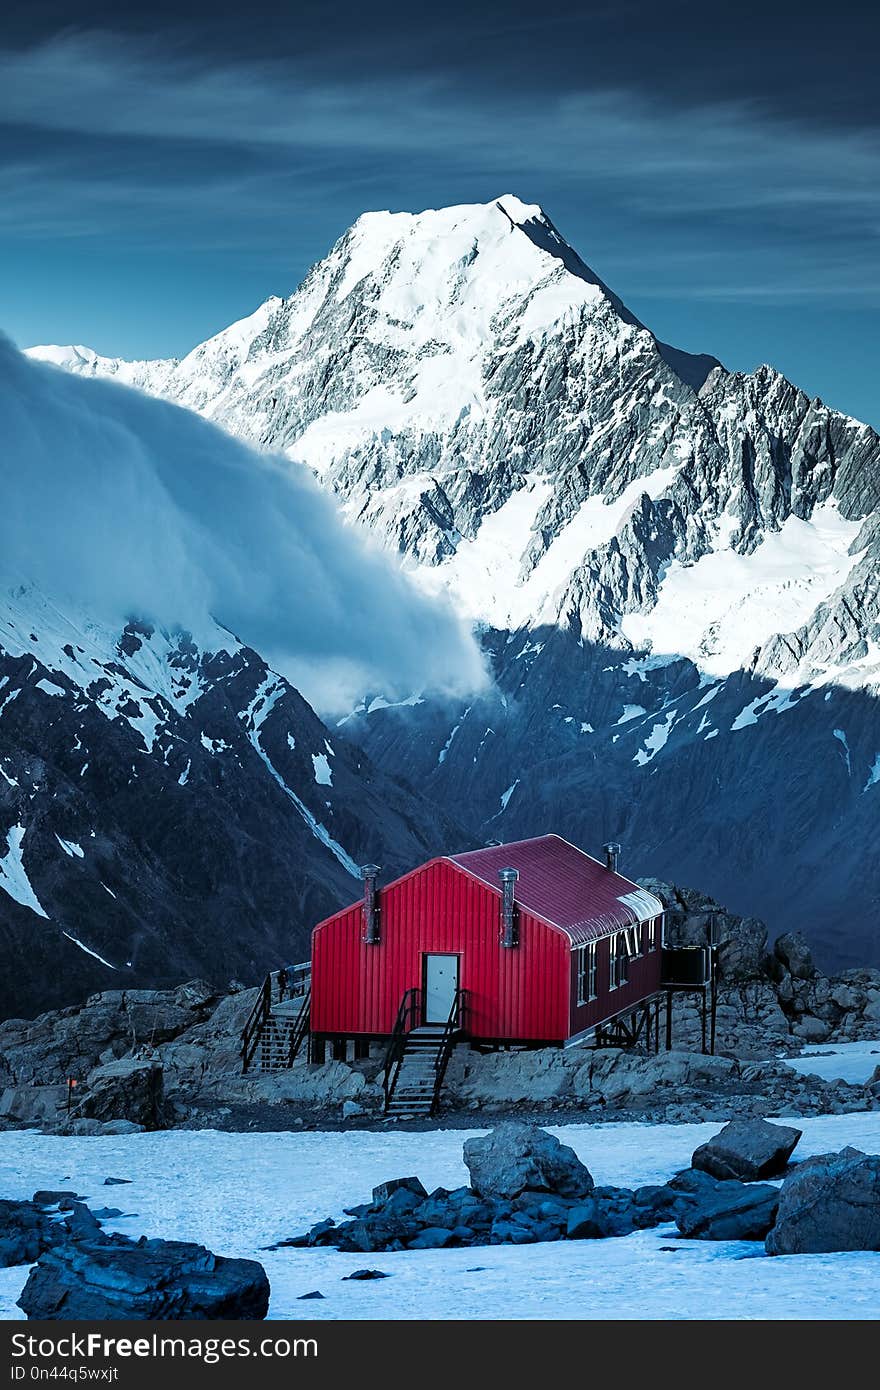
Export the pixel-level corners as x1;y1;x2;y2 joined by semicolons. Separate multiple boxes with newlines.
406;1227;453;1250
381;1188;426;1218
305;1219;337;1246
489;1218;536;1245
463;1122;594;1200
775;933;815;980
412;1197;457;1228
766;1147;880;1255
449;1225;476;1243
0;1200;58;1267
691;1118;802;1181
343;1269;390;1280
566;1201;603;1240
104;1177;132;1186
633;1184;678;1215
76;1059;164;1130
371;1176;427;1205
298;1290;325;1300
676;1183;779;1241
17;1235;270;1320
667;1168;724;1199
33;1190;82;1206
91;1208;125;1220
59;1202;103;1239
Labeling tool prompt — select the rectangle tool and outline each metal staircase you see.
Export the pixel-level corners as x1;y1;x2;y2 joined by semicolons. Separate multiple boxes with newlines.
241;963;311;1073
383;988;468;1117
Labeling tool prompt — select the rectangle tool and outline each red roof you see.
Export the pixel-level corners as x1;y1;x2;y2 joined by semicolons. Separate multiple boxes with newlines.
449;834;663;946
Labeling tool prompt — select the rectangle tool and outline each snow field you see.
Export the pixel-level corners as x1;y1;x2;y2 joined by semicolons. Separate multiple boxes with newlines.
1;1113;879;1321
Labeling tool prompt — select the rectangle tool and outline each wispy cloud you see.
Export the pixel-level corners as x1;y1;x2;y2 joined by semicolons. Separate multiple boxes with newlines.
0;29;878;303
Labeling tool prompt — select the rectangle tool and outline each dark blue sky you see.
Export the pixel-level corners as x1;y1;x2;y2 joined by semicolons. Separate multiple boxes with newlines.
1;1;878;425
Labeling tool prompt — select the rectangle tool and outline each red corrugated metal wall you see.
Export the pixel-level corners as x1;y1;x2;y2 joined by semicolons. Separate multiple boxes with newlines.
311;858;570;1041
567;922;663;1036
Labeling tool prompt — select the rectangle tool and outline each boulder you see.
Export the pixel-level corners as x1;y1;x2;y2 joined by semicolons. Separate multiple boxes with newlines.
75;1059;164;1129
691;1118;802;1181
566;1201;603;1240
774;933;815;980
792;1015;831;1043
17;1234;270;1320
675;1182;779;1241
371;1176;427;1205
406;1227;453;1250
58;1119;105;1136
463;1123;594;1200
766;1147;880;1255
0;1200;58;1267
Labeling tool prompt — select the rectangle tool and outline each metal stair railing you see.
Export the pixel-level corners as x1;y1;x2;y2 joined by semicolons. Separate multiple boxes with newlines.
382;987;422;1111
430;987;468;1116
240;961;311;1073
241;973;273;1073
285;987;311;1067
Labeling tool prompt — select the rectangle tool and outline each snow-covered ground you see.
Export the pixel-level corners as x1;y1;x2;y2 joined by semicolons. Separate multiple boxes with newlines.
2;1113;879;1321
781;1039;880;1086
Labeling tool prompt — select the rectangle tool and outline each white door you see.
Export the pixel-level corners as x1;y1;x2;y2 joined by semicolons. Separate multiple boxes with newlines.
424;954;459;1024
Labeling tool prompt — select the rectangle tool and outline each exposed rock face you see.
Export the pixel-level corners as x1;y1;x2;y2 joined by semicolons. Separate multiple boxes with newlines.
0;1085;68;1126
74;1058;165;1130
0;982;220;1087
766;1147;880;1255
18;1235;270;1320
691;1118;802;1181
463;1121;594;1199
642;881;880;1047
775;933;816;981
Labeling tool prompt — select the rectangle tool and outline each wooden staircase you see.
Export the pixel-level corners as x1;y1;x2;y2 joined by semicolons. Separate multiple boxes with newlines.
241;964;311;1073
382;989;468;1118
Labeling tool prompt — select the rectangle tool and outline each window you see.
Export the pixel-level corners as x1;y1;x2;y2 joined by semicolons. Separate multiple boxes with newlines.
625;925;643;960
647;916;660;952
577;942;598;1005
609;931;630;989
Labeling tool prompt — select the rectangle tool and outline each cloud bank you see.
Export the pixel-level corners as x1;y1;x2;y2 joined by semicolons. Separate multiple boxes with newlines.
0;336;486;710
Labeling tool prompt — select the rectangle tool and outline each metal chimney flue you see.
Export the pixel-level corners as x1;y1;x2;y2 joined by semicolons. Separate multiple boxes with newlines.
499;867;519;948
603;842;621;873
361;864;381;945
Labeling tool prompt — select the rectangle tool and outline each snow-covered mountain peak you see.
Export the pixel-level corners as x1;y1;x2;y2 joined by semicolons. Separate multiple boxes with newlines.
22;194;878;687
13;195;880;972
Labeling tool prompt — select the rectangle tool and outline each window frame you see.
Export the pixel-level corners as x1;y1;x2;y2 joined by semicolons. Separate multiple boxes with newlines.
576;941;598;1005
609;930;630;990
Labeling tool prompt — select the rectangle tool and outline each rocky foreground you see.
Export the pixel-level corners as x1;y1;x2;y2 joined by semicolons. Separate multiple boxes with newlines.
0;883;878;1134
285;1119;880;1257
1;1188;269;1319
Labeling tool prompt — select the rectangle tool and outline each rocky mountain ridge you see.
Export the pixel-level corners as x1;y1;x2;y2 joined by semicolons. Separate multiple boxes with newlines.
0;584;468;1017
